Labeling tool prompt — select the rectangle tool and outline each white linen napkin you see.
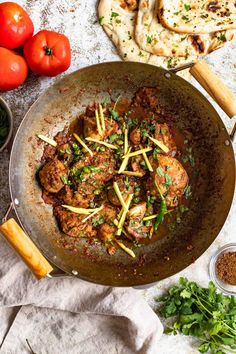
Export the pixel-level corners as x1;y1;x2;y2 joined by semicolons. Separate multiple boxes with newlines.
0;237;163;354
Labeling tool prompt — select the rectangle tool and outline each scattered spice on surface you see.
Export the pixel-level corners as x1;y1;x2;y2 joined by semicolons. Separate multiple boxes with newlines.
216;251;236;285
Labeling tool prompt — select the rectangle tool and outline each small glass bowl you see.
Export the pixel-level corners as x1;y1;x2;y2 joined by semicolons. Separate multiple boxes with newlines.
209;243;236;295
0;97;13;153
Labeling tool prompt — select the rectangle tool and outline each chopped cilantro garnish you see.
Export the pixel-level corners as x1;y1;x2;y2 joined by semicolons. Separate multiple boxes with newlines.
109;134;120;143
164;174;172;187
153;148;161;159
184;4;191;11
99;16;105;25
140;160;148;169
92;216;105;227
156;167;165;177
218;32;227;42
60;175;72;186
111;12;119;17
109;108;119;121
184;185;192;199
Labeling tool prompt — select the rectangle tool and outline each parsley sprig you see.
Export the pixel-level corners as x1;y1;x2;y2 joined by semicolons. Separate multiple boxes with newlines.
156;277;236;354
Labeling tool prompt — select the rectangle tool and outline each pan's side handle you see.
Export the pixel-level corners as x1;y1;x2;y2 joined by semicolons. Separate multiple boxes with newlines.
190;61;236;118
0;218;53;279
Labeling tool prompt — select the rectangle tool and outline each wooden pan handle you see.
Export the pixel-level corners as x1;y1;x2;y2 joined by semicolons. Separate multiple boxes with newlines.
190;60;236;118
0;218;53;279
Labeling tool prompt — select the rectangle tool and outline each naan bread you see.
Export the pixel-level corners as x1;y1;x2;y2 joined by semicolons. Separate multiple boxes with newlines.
159;0;236;34
98;0;197;80
136;0;234;57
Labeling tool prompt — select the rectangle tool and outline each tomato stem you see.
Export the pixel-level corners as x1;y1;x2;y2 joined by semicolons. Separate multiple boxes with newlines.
44;46;53;56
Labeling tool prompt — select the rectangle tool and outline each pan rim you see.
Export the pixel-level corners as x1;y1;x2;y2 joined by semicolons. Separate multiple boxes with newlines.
8;61;236;286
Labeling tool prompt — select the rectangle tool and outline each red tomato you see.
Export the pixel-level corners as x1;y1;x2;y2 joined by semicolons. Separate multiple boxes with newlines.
24;30;71;77
0;47;28;91
0;2;34;49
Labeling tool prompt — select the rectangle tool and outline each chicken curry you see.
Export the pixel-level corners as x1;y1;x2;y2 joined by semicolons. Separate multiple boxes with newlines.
38;87;192;258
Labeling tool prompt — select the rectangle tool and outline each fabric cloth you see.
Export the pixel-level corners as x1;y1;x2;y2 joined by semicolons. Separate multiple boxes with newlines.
0;237;163;354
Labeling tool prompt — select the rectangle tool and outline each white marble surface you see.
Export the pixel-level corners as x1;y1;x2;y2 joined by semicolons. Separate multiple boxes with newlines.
0;0;235;353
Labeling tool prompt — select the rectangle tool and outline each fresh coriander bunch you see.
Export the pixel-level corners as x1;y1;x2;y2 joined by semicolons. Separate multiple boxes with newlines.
156;277;236;354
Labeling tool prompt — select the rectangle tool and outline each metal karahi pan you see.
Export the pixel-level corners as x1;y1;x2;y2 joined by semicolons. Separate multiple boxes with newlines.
0;61;235;286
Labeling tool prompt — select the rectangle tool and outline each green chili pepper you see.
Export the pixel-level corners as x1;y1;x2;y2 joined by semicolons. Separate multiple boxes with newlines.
154;181;167;231
154;199;167;231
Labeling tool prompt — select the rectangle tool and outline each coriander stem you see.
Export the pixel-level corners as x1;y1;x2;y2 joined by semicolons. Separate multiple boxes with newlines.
221;346;236;354
221;321;236;336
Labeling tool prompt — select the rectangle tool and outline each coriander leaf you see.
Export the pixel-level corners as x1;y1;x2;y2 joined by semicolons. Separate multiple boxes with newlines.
164;174;172;187
184;4;191;11
198;342;210;353
179;277;188;286
221;337;235;346
169;285;181;296
184;185;192;199
153;147;161;159
109;108;119;120
180;303;193;315
60;175;71;185
109;134;120;143
218;33;227;42
111;12;119;17
207;319;222;335
156;167;165;177
179;313;203;324
180;289;192;299
162;300;177;318
99;16;105;25
182;322;198;336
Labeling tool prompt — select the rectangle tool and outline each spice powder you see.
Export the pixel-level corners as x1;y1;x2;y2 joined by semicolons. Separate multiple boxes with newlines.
216;252;236;285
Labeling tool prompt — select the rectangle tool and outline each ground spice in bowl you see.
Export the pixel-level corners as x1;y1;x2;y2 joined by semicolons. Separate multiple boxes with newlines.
216;252;236;285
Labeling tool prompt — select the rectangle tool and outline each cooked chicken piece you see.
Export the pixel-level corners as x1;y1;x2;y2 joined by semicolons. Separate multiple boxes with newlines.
148;155;188;207
108;176;137;206
128;202;146;219
58;185;90;208
83;116;118;140
95;204;117;243
98;223;115;243
100;204;117;221
120;0;138;11
68;151;116;207
130;127;141;145
70;153;93;174
126;202;151;240
71;150;115;184
54;206;96;238
39;158;67;193
133;87;159;109
131;155;146;177
154;123;177;157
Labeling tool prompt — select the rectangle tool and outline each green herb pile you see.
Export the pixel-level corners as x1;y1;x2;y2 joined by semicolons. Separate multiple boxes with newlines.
156;277;236;354
0;106;9;148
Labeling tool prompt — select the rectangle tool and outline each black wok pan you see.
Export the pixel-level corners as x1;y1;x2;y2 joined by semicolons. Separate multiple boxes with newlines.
0;61;235;286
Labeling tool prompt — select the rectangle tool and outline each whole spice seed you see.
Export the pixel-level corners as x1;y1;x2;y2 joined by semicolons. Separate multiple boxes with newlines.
216;251;236;285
